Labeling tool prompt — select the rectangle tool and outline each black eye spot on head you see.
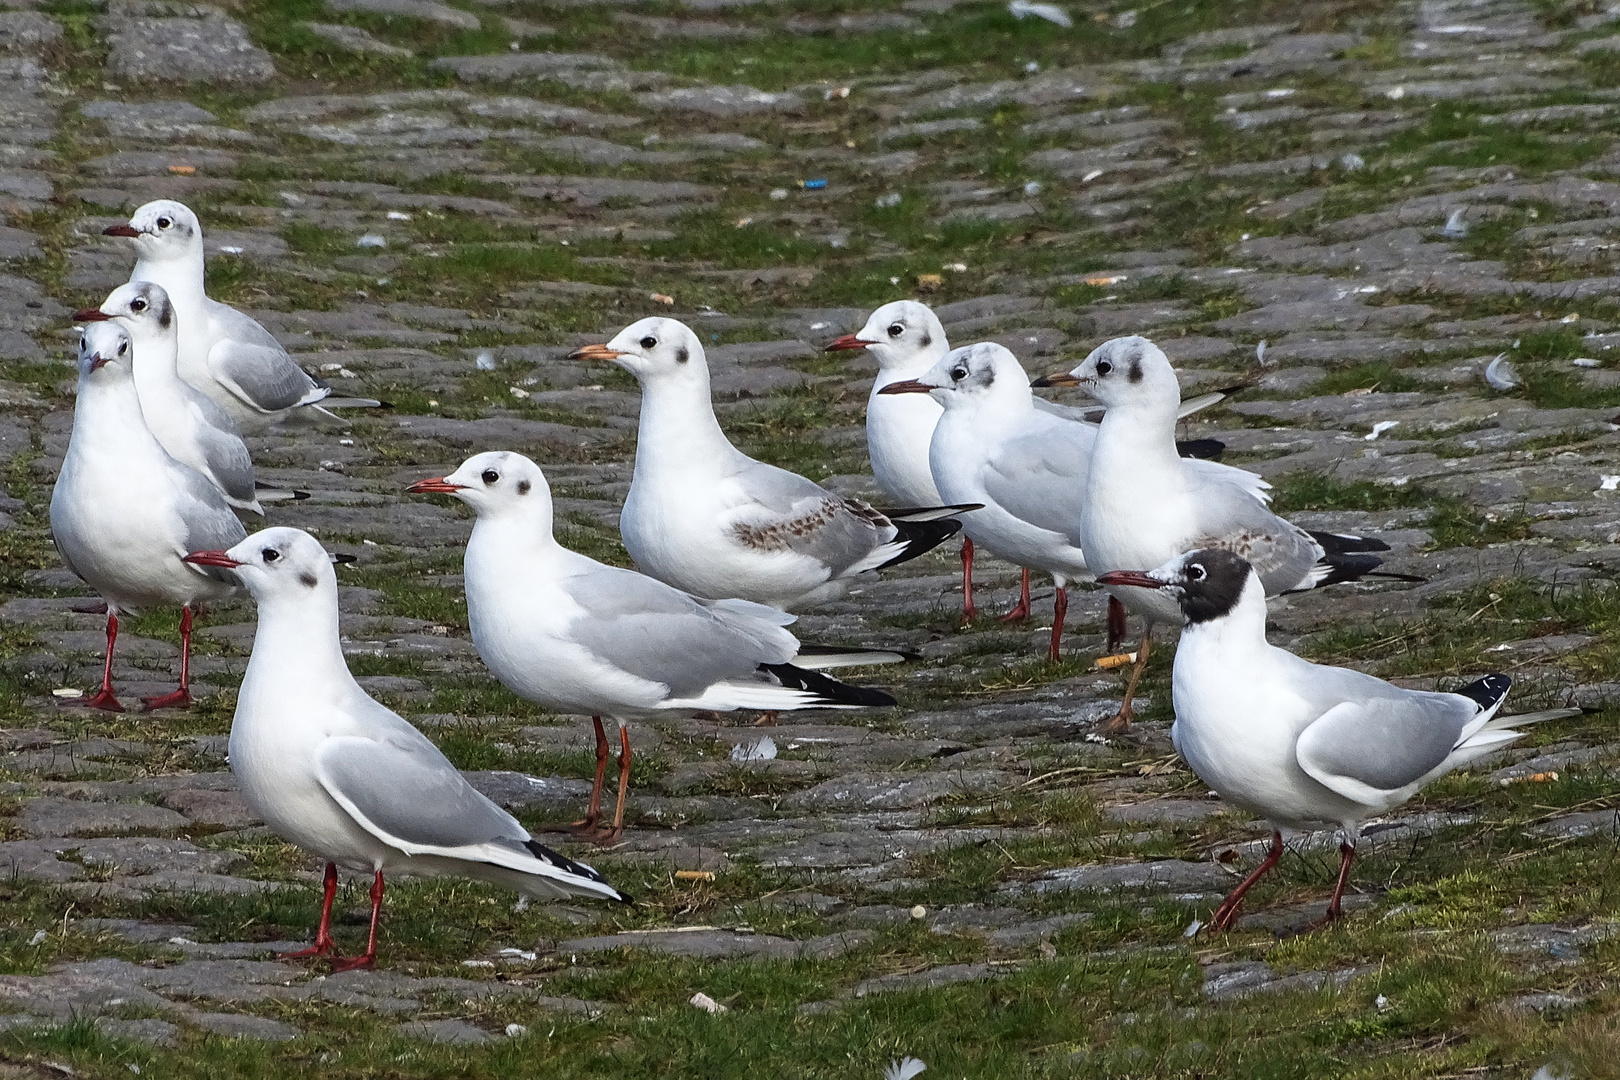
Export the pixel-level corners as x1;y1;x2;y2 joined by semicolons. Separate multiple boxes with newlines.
156;216;171;229
639;335;657;350
1124;344;1145;384
299;571;317;588
1095;359;1113;376
130;298;146;313
262;548;280;563
675;346;689;364
887;322;904;338
919;332;932;349
481;468;499;485
158;303;171;330
516;479;531;495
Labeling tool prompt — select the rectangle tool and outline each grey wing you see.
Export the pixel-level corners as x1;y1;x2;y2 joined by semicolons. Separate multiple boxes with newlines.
980;424;1089;540
722;458;896;575
1185;472;1323;593
189;401;259;506
566;565;797;696
313;729;525;851
209;338;329;414
174;461;248;556
1295;692;1480;805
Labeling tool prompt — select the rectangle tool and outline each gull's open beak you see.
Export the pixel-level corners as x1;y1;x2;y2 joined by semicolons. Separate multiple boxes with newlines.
88;353;112;371
74;308;111;322
183;550;242;569
567;343;623;362
825;334;875;352
406;477;466;495
877;379;935;395
1096;570;1164;590
102;224;141;238
1030;371;1082;388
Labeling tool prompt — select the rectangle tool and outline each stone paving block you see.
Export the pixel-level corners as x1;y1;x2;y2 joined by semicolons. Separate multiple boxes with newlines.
15;797;189;838
102;14;276;85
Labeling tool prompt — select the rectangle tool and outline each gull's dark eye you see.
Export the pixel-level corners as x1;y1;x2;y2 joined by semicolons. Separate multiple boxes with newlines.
481;469;499;484
1188;563;1206;581
117;342;127;355
130;298;146;313
887;323;904;338
1095;360;1113;376
262;548;280;563
950;366;968;381
639;335;657;350
156;217;171;229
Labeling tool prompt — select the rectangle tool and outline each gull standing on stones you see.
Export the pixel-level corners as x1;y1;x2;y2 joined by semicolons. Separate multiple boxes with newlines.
832;301;1237;622
105;200;376;428
182;527;625;970
78;282;265;514
409;452;899;841
1098;548;1576;929
50;321;245;711
1037;336;1421;732
570;318;974;610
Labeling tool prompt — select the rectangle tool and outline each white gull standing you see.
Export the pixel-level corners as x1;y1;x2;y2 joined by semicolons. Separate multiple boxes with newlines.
78;282;264;514
1039;336;1421;732
570;318;973;609
50;320;245;711
1098;548;1576;929
409;452;899;841
182;527;625;970
105;200;377;428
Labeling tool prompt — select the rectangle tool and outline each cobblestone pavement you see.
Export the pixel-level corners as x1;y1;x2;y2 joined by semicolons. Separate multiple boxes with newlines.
3;0;1620;1076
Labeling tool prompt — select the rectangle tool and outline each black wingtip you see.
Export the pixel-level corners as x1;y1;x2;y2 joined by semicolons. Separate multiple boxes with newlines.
876;517;962;569
1175;437;1226;461
1366;570;1427;583
330;552;358;565
291;489;311;501
758;663;897;708
1454;673;1512;712
1308;529;1391;555
523;838;621;893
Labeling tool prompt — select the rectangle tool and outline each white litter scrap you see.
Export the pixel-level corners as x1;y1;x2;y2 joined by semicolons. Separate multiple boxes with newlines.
386;211;412;221
356;233;386;248
884;1058;927;1080
730;736;777;762
475;349;496;370
875;192;902;208
1484;354;1521;391
1441;208;1468;238
1255;339;1269;367
1600;475;1620;492
1007;0;1072;27
690;992;728;1014
1573;357;1600;368
28;930;46;946
1364;421;1399;441
1340;152;1366;170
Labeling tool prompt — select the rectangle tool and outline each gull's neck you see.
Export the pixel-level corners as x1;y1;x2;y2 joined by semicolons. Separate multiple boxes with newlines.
874;347;946;387
127;327;186;403
131;249;206;308
239;590;358;716
633;367;739;478
1179;575;1272;653
1090;395;1184;491
466;504;564;583
72;374;157;458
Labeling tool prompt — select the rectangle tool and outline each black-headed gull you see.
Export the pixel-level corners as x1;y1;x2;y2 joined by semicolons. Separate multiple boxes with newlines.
105;200;377;428
409;451;899;841
77;282;264;514
50;321;245;711
183;527;625;969
1099;548;1576;929
1038;336;1421;732
570;318;974;610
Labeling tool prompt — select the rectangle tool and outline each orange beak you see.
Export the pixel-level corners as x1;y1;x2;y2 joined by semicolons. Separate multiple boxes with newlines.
183;550;242;569
567;343;623;362
1030;371;1082;388
1096;570;1163;589
406;477;466;495
825;334;875;352
877;379;934;395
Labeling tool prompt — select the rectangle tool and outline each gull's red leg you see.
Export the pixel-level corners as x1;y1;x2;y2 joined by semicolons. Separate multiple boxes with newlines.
330;870;383;972
142;605;194;711
1210;831;1284;931
1047;585;1068;662
572;717;609;833
960;538;978;623
82;612;124;712
1099;627;1152;734
1308;841;1357;930
999;568;1032;622
1106;596;1128;653
596;722;633;845
279;862;340;959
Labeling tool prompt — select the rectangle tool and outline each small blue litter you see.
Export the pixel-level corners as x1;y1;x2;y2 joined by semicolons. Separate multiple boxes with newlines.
802;178;828;190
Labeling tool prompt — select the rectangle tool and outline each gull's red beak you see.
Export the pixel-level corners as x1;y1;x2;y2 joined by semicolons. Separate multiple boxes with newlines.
103;224;141;238
877;379;934;395
567;343;623;362
407;477;466;495
88;353;112;371
74;308;111;322
183;550;242;569
1030;371;1082;388
1096;570;1164;590
825;334;875;352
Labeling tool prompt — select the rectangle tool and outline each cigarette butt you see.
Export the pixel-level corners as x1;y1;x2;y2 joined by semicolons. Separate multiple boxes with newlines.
650;293;674;305
1094;652;1137;670
168;165;196;175
674;870;715;882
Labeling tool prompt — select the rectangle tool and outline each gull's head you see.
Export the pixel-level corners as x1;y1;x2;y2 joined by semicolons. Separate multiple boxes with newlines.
75;321;132;382
408;450;551;520
1097;548;1256;626
1037;336;1178;408
568;317;703;383
830;300;947;374
106;199;201;261
184;527;333;603
88;281;174;341
879;342;1026;411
